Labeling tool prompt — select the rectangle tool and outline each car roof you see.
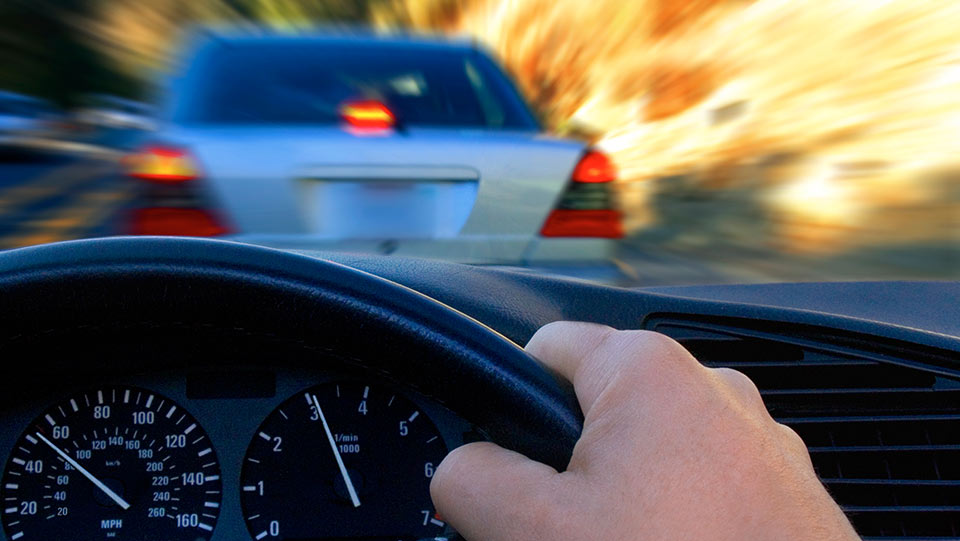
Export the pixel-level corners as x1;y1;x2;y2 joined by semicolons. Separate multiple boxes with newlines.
186;27;479;54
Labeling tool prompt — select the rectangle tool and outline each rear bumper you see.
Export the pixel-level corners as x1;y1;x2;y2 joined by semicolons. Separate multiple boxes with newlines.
522;237;616;263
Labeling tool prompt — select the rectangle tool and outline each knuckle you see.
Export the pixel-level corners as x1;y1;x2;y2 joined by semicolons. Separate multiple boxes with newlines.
714;367;764;406
600;330;692;372
777;423;810;454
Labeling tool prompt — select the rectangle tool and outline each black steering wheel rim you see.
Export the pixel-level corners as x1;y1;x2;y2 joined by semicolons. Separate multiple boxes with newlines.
0;237;581;470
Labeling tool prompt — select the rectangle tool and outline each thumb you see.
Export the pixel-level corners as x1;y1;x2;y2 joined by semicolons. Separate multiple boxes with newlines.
430;441;563;541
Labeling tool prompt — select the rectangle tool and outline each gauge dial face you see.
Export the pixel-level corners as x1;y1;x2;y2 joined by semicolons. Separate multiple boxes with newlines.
0;386;222;541
240;382;451;541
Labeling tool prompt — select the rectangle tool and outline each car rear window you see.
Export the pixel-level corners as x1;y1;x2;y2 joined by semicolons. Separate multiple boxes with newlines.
171;40;539;130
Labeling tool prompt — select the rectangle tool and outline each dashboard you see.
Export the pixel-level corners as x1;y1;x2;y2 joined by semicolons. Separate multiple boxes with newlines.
0;237;957;541
0;366;472;541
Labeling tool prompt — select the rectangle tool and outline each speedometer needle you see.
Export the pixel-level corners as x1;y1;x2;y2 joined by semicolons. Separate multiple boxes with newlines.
36;432;132;510
311;394;361;508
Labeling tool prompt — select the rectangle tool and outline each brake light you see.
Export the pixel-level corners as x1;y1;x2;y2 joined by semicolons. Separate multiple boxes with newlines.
339;100;396;130
571;150;617;183
539;149;622;238
128;208;231;237
540;209;623;238
125;145;200;182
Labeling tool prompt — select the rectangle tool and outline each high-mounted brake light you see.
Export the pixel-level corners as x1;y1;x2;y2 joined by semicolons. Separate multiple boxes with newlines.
339;100;396;130
124;145;201;182
571;150;617;183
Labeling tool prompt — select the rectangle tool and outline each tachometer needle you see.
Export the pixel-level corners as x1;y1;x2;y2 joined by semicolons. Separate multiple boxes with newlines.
36;432;131;510
311;394;361;508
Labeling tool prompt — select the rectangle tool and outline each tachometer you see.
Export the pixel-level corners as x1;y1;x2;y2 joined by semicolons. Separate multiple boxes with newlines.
0;386;222;541
240;381;452;540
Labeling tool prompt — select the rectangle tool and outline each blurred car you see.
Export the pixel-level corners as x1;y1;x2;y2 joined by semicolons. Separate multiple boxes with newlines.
0;90;59;153
124;33;622;264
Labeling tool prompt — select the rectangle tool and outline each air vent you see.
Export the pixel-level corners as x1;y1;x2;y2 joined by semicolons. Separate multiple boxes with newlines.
651;319;960;540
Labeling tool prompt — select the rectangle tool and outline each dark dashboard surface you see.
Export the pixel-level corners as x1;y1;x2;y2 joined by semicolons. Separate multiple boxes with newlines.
314;252;960;349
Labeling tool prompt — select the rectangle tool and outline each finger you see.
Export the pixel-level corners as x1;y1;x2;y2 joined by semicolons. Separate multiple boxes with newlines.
526;322;697;415
524;321;616;383
430;442;562;541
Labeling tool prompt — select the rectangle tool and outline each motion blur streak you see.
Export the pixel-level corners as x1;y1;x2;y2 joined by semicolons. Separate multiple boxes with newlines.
383;0;960;251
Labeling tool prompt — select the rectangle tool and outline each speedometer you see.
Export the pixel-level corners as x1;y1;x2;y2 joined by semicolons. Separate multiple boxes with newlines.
0;386;222;541
240;381;453;540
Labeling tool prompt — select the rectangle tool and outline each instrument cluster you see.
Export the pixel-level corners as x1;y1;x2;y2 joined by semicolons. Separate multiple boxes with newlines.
0;367;473;541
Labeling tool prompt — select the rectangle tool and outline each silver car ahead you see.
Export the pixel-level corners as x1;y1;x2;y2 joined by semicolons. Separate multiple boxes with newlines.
125;33;622;264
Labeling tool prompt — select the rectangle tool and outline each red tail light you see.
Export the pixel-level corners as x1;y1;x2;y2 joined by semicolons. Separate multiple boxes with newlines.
539;149;623;238
339;100;396;130
571;150;617;183
128;208;231;237
540;209;623;238
124;145;201;182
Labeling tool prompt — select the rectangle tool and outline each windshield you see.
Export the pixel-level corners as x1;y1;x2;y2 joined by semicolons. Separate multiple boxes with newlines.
0;1;956;287
172;41;538;129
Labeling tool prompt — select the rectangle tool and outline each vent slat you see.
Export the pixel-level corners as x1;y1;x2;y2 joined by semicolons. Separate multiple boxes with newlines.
761;388;960;396
778;414;960;424
823;479;960;486
844;506;960;513
862;538;960;540
810;445;960;453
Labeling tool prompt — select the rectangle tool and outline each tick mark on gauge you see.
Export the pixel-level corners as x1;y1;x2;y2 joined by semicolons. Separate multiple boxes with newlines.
145;395;154;408
198;448;212;457
363;386;369;399
97;390;104;404
70;399;79;412
243;485;259;492
256;531;268;540
247;458;261;464
123;390;130;404
278;409;288;420
11;458;24;466
408;411;419;422
44;415;56;426
166;405;177;419
258;432;271;441
426;436;438;443
185;423;196;435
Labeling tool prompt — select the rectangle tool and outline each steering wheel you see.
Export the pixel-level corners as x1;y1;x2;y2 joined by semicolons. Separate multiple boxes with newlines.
0;237;582;470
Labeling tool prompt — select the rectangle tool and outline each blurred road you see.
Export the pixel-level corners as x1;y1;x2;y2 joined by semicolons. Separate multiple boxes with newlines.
0;155;133;249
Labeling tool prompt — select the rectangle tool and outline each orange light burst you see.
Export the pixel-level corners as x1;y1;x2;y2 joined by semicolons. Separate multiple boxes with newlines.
386;0;960;249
